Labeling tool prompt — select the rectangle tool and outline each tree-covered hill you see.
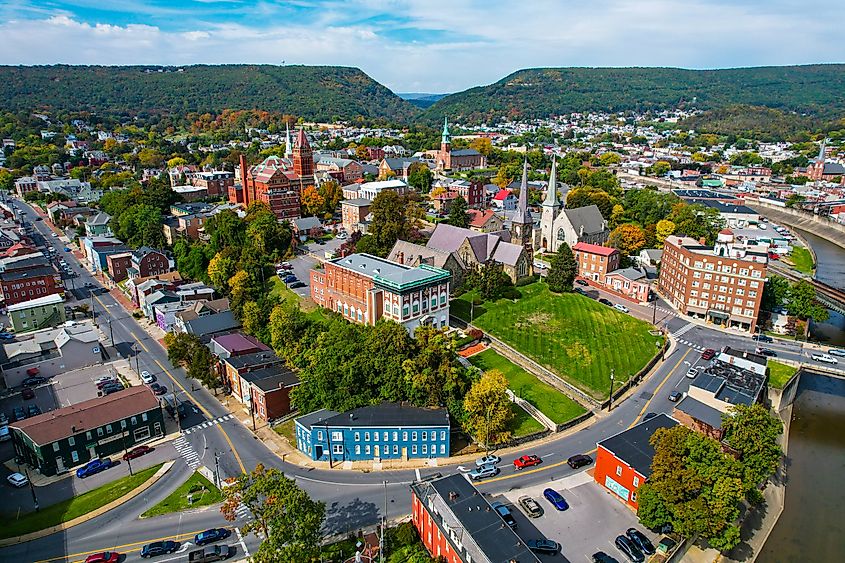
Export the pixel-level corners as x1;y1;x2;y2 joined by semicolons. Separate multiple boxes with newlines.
0;64;419;122
421;65;845;124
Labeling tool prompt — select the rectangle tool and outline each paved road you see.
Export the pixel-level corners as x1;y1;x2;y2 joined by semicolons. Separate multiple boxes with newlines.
3;198;842;562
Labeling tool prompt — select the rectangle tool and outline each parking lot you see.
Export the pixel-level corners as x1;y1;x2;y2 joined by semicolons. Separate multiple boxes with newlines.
492;471;660;562
282;235;346;298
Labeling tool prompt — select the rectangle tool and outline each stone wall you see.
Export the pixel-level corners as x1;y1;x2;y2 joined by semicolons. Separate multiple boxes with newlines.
750;201;845;249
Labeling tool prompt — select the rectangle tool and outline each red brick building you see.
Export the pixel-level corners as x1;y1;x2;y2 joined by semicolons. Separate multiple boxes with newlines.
129;247;172;279
594;414;678;511
0;265;63;306
249;367;299;422
658;230;767;332
293;128;314;178
341;199;371;233
235;153;309;221
573;242;620;282
190;171;234;198
106;252;133;283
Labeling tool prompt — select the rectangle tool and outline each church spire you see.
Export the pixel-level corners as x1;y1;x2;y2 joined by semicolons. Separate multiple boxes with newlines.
818;138;827;162
542;155;559;208
512;159;533;225
441;116;451;145
285;122;293;158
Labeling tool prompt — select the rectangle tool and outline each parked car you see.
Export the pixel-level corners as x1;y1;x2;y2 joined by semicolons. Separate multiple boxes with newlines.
686;368;699;379
85;553;120;563
626;528;656;555
527;539;561;555
6;472;28;487
289;281;306;289
468;464;499;481
533;261;547;270
592;552;620;563
828;348;845;357
475;454;501;467
188;545;233;562
124;445;155;461
574;287;586;295
149;382;165;394
615;535;645;563
576;279;589;286
152;385;168;396
140;541;179;558
490;502;517;529
95;375;114;384
283;275;297;283
0;332;15;341
194;528;232;546
26;404;41;417
701;348;716;360
753;334;773;343
141;371;156;384
613;303;630;313
812;353;838;364
518;495;543;518
96;378;119;390
668;391;682;402
13;406;26;421
76;458;114;478
22;376;47;387
567;454;593;469
21;387;35;400
513;455;542;469
101;383;124;395
757;348;777;357
543;488;569;511
599;298;612;306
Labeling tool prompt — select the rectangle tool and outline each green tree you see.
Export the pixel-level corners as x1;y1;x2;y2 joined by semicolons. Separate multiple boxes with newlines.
463;369;513;446
761;274;790;312
786;279;829;335
566;187;615;218
655;219;675;247
221;464;325;563
647;160;671;176
721;404;782;493
446;195;469;228
547;242;576;293
268;302;313;366
407;162;433;193
187;341;218;392
669;203;724;245
112;203;165;248
478;262;511;301
207;251;238;292
366;190;408;256
0;169;15;193
403;325;470;411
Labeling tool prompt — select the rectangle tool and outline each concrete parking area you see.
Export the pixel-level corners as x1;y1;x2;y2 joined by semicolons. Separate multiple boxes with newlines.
492;471;659;562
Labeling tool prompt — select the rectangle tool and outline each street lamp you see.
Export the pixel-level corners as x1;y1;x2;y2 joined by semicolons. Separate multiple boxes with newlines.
607;369;615;411
24;467;39;511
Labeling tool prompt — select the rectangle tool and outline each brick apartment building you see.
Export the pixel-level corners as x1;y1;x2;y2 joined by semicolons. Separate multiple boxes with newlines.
573;242;620;282
310;253;451;335
128;247;172;279
190;171;234;198
105;252;133;283
341;199;371;233
658;230;767;332
0;265;63;306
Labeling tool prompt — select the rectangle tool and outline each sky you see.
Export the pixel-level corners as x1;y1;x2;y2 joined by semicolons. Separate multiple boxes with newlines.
0;1;843;93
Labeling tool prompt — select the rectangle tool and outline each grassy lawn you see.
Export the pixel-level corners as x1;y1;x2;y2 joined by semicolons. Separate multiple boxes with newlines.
508;403;545;437
269;277;326;321
274;419;296;444
141;472;222;518
1;464;162;539
469;349;587;424
768;361;798;389
453;283;663;400
787;247;814;274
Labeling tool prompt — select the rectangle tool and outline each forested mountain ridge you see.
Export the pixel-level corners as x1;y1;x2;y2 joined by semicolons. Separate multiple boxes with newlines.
420;65;845;124
0;64;419;122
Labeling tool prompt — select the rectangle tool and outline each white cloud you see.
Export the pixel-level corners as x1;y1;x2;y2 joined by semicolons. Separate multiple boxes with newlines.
0;1;843;93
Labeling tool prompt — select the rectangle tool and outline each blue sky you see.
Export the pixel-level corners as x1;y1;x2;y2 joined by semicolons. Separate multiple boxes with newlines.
1;1;843;93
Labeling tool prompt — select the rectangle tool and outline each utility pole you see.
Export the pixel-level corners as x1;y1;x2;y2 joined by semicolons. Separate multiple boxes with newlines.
214;451;221;488
250;398;256;431
122;430;133;476
133;342;140;376
607;369;615;411
90;288;95;320
485;403;493;456
380;480;387;563
24;467;39;511
107;318;114;347
652;294;657;326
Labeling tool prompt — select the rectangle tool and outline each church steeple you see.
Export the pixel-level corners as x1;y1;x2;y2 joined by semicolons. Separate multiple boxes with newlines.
441;117;451;146
510;159;534;274
542;156;559;208
818;138;827;162
512;159;533;225
285;122;293;158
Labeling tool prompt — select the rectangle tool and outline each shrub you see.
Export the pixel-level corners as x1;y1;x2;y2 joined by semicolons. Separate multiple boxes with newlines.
467;328;483;340
746;487;764;506
515;274;539;287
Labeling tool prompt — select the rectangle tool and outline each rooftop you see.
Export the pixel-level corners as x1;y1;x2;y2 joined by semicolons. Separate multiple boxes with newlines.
573;242;618;257
6;293;63;311
224;350;282;371
297;402;449;430
211;332;269;355
244;366;300;392
691;357;766;407
674;396;725;429
11;386;159;445
0;265;58;282
332;253;450;292
598;413;678;477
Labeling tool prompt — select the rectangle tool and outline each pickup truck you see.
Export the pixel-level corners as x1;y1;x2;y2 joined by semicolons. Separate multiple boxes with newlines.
188;546;233;562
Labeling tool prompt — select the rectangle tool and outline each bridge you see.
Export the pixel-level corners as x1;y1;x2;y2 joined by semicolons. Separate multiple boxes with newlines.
769;262;845;315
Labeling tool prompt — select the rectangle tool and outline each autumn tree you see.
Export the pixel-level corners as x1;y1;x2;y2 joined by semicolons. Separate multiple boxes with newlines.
301;186;325;217
318;180;343;214
207;251;238;292
356;190;407;256
648;160;671;176
608;223;647;256
222;464;325;563
407;161;433;193
547;242;576;293
655;219;676;247
469;137;493;156
566;187;615;218
463;370;513;446
609;204;625;228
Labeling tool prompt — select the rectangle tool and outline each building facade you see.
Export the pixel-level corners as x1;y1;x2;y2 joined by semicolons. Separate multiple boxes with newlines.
0;266;63;306
10;386;164;476
235;153;308;220
434;118;487;171
129;247;172;279
295;403;450;462
658;231;767;332
573;242;620;282
7;293;66;333
310;253;451;334
341;199;371;233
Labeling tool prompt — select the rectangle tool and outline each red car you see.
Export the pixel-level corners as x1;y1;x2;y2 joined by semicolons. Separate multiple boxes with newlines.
123;445;154;461
85;552;119;563
513;455;542;470
701;348;716;360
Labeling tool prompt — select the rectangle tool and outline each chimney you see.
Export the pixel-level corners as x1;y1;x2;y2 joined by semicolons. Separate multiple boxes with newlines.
239;154;249;206
397;251;404;264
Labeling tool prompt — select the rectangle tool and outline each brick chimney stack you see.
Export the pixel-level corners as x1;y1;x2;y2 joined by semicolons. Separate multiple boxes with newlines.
239;154;249;207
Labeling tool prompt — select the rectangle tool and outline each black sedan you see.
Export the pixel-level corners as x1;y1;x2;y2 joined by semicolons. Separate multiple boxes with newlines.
140;541;179;558
22;376;48;387
615;535;644;563
626;528;655;555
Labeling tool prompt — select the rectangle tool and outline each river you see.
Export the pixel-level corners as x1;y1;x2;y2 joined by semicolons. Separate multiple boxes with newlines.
757;373;845;562
793;228;845;347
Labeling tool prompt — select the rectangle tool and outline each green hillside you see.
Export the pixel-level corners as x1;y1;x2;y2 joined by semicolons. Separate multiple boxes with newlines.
421;65;845;124
0;64;419;122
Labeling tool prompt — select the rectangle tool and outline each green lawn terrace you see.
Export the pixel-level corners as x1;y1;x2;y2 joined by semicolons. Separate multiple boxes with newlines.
453;283;663;401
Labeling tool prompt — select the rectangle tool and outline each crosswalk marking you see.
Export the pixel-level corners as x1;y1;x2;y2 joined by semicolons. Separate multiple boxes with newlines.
671;323;695;338
235;503;251;520
183;414;235;435
173;435;201;470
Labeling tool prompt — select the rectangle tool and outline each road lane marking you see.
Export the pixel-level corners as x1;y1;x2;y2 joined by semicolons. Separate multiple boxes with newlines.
631;348;691;429
94;294;247;474
236;528;251;558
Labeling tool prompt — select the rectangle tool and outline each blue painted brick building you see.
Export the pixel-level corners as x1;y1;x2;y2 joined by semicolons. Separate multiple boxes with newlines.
295;402;450;462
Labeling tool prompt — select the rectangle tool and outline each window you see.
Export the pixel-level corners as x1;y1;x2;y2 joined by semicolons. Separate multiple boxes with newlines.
106;424;113;434
357;310;362;321
68;436;75;446
331;431;342;442
412;445;418;455
412;431;418;441
317;431;324;441
422;431;427;441
393;445;398;455
616;465;623;477
393;432;398;441
142;413;148;422
440;444;446;455
354;432;360;441
440;431;446;440
365;445;371;455
631;491;638;502
422;444;428;455
383;432;388;441
120;420;126;429
365;432;370;441
134;427;151;441
440;293;446;305
97;428;104;437
86;431;92;440
402;431;408;441
53;442;60;452
332;444;343;455
633;476;640;487
374;432;379;441
402;305;409;317
71;451;79;463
